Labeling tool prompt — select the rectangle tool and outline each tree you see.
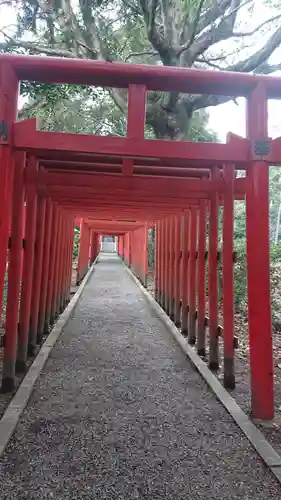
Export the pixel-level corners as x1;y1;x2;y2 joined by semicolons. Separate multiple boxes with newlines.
19;80;217;140
1;0;281;139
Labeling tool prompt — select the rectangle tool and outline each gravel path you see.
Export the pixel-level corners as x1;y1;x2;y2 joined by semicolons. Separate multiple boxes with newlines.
0;254;280;499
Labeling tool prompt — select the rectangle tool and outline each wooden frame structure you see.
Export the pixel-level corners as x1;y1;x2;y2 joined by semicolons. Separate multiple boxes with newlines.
0;54;280;420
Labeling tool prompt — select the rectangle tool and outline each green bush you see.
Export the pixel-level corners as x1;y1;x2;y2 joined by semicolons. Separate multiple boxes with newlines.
228;241;281;327
148;227;155;270
73;226;80;261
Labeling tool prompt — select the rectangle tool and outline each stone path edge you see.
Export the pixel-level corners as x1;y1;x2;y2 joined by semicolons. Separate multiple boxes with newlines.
0;255;100;458
123;261;281;485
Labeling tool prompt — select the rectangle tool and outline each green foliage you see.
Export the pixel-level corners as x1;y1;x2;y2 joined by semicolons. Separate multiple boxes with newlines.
5;0;280;139
233;240;247;313
19;81;217;141
148;227;155;269
73;226;80;261
229;242;281;328
269;167;281;242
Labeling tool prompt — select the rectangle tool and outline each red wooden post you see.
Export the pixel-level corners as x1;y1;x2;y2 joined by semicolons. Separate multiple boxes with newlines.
135;230;140;276
83;223;88;276
137;230;141;279
134;231;137;273
222;165;235;389
76;218;83;283
60;217;67;310
37;198;53;341
164;218;169;312
134;230;139;277
168;217;175;319
158;220;163;306
127;84;146;139
171;215;177;321
61;217;69;310
64;217;72;308
129;232;133;269
165;217;168;316
143;224;148;287
29;194;46;356
57;215;66;313
66;217;73;303
155;222;159;302
181;211;190;336
66;218;74;299
17;156;38;372
118;236;122;257
138;230;141;279
197;201;207;356
133;231;138;276
124;233;128;265
128;232;132;267
51;211;62;324
123;234;126;262
45;204;59;331
0;64;19;327
188;207;198;345
174;215;182;327
159;220;164;307
1;152;25;392
95;231;98;255
208;168;220;371
246;84;274;420
124;233;127;264
120;235;124;259
63;218;70;306
90;231;97;263
64;218;71;306
77;219;90;283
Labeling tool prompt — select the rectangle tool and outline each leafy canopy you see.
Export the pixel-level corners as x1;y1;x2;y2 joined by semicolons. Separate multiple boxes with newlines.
1;0;281;138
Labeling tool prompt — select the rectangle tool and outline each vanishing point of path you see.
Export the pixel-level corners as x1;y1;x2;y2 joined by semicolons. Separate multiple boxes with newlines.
0;255;280;499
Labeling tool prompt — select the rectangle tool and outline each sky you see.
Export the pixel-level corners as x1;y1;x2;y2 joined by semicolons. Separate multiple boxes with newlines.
1;1;281;142
208;96;281;142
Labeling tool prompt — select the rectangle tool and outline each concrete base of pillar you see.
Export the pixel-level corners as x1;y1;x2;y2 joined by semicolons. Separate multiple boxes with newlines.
1;377;15;393
15;359;27;374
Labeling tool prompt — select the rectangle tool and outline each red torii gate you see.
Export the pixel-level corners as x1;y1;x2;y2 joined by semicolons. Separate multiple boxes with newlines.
0;54;281;420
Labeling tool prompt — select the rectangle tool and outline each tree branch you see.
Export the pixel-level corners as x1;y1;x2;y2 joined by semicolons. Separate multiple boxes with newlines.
161;0;174;44
125;50;158;62
196;57;225;70
107;88;127;115
60;0;89;57
195;0;232;36
233;14;281;37
78;0;105;59
178;0;206;56
120;0;142;16
253;62;281;75
186;0;244;62
0;35;74;58
224;0;244;30
149;0;159;36
197;48;244;62
191;25;281;113
230;25;281;73
18;98;49;121
139;0;160;45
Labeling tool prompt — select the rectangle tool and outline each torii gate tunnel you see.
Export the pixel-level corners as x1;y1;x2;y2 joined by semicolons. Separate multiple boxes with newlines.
1;54;281;421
